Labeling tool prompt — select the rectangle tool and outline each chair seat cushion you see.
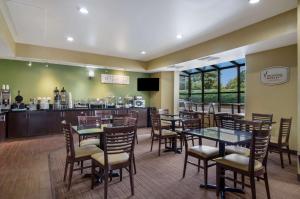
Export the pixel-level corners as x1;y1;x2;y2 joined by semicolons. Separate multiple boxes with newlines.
175;127;183;132
91;152;129;166
214;154;263;172
80;138;99;147
188;145;219;158
75;145;103;158
154;129;177;137
225;145;250;156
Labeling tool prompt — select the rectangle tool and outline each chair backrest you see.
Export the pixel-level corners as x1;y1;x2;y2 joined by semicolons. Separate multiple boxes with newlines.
125;117;138;127
158;108;169;115
95;110;112;118
234;119;262;132
62;122;75;158
182;118;202;131
112;116;126;126
249;130;271;172
220;115;235;130
214;113;230;127
78;116;102;126
103;126;136;166
151;113;161;133
278;118;292;145
179;110;200;119
252;113;273;130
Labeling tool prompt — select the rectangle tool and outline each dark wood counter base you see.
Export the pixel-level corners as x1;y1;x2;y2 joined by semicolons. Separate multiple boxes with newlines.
5;108;151;138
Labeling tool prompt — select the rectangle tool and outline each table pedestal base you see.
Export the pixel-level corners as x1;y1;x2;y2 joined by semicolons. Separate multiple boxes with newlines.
200;184;245;199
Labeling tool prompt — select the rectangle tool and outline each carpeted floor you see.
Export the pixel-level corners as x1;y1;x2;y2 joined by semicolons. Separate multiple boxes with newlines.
49;128;300;199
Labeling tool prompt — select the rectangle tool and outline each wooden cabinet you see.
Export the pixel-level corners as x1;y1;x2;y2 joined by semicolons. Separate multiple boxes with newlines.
6;108;150;138
0;114;6;141
7;112;28;138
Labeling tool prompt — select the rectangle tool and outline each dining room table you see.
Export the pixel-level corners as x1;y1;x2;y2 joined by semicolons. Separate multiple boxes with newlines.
183;127;253;199
160;114;181;131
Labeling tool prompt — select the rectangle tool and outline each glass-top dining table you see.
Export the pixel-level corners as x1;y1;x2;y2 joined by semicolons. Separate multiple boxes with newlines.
183;127;253;198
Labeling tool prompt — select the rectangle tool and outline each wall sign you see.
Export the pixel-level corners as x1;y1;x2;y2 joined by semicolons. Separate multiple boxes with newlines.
260;67;289;85
101;74;130;85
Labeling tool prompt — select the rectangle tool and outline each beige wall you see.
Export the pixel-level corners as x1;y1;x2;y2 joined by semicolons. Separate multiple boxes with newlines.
297;0;300;176
245;45;297;150
150;72;176;114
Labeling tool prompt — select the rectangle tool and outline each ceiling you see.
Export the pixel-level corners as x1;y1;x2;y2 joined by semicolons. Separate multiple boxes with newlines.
0;0;297;61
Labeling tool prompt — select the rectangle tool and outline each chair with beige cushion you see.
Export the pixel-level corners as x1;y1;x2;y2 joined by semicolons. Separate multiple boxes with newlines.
225;119;263;156
252;113;273;130
150;113;178;156
62;123;102;190
91;126;136;199
215;129;271;199
269;118;292;168
182;119;219;187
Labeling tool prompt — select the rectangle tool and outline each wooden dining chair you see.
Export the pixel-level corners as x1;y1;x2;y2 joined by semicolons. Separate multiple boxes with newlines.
220;115;235;130
182;119;219;188
269;118;292;168
124;117;138;174
91;126;136;199
129;110;139;144
150;113;178;156
77;116;102;147
63;123;102;190
252;113;273;130
214;113;230;128
215;129;271;199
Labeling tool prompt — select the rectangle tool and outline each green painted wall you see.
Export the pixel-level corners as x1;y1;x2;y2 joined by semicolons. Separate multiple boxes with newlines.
0;59;150;105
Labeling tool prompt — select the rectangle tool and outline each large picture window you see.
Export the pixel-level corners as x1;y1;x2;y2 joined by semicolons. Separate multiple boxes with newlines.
179;58;245;104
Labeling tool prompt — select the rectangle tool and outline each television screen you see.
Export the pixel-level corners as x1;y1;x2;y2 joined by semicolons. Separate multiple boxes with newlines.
137;78;159;91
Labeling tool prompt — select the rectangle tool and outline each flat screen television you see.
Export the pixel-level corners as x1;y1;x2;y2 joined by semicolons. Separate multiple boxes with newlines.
137;78;159;91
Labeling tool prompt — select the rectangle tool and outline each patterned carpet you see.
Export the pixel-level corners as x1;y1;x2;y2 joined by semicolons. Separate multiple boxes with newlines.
49;128;300;199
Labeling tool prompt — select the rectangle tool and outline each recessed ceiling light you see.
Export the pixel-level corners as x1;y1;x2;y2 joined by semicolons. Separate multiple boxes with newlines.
79;7;89;14
249;0;260;4
141;51;146;55
67;36;74;42
176;34;183;39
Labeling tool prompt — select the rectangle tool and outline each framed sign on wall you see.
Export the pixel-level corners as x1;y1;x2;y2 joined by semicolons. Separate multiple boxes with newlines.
260;67;289;85
101;74;130;85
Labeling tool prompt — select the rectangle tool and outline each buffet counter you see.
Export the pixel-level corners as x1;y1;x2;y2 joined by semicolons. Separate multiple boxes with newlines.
0;112;6;141
5;107;152;139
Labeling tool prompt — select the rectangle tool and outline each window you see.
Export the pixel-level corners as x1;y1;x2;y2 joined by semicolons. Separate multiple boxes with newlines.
179;75;189;100
221;68;237;92
178;59;245;106
191;73;202;102
204;71;218;93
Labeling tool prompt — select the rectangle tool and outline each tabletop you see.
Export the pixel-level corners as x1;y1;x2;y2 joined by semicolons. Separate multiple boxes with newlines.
160;115;182;121
184;127;252;145
72;124;109;136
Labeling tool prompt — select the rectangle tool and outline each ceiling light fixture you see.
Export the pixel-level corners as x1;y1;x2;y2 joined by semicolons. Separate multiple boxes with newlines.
176;34;183;39
67;36;74;42
79;7;89;14
141;51;146;55
249;0;260;4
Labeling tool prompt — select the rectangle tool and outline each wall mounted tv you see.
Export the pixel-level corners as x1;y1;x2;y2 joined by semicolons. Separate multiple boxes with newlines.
137;78;159;91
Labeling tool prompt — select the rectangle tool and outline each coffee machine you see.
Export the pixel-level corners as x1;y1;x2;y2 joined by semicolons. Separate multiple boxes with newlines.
53;87;61;110
0;84;11;110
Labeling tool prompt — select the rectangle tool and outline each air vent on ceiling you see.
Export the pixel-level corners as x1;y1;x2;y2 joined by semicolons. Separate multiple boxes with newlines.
168;65;184;69
198;56;220;62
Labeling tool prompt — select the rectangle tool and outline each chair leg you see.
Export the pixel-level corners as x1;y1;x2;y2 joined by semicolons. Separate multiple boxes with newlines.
136;131;138;144
63;159;68;182
67;161;74;191
150;135;154;152
158;138;161;156
287;146;292;165
203;161;208;188
182;153;188;178
91;160;95;189
104;169;109;199
216;165;221;196
250;176;256;199
234;172;237;188
80;161;83;174
264;172;271;199
133;153;137;174
242;174;245;189
129;162;134;196
280;150;284;168
119;168;123;181
198;159;201;172
192;137;194;146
